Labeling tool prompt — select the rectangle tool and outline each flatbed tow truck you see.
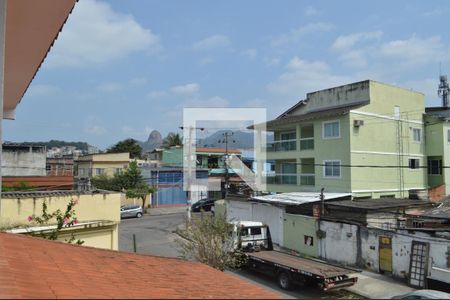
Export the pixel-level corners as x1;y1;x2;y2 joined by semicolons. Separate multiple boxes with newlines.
231;221;358;291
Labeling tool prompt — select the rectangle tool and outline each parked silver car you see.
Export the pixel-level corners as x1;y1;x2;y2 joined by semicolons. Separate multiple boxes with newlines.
120;205;143;219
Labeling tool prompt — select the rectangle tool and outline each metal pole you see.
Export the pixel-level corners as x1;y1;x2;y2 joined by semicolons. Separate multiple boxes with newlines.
320;188;325;216
187;126;193;221
133;234;137;253
224;132;229;199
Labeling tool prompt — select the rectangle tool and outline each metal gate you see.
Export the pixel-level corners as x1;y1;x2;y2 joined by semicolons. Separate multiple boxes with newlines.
409;241;429;288
379;236;393;273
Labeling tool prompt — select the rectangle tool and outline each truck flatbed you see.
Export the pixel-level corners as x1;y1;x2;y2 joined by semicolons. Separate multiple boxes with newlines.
248;250;354;279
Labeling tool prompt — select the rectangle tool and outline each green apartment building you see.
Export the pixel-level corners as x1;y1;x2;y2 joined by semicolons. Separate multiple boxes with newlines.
259;80;431;199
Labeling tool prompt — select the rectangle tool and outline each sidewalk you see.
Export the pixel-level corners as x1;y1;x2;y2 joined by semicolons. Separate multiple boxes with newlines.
146;206;188;216
345;270;416;299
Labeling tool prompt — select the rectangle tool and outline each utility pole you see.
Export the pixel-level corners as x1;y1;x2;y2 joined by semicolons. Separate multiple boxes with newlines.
179;126;204;221
320;188;325;217
219;131;235;199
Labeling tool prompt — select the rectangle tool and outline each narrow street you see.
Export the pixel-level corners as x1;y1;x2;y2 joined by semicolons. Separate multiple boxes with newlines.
119;212;185;258
118;212;360;299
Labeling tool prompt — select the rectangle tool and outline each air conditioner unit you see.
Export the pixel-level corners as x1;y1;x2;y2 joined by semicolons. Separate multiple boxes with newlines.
353;120;365;127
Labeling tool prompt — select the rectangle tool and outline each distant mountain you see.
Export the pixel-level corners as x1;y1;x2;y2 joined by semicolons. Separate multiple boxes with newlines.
197;130;273;149
139;130;163;152
8;140;92;151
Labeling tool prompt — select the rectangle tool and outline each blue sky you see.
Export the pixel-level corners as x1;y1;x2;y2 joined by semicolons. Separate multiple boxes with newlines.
4;0;450;149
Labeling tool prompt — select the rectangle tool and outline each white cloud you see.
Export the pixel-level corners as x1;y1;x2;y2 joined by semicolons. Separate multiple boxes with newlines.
332;32;449;70
199;56;214;65
380;35;447;66
96;82;122;93
171;83;200;95
271;23;333;47
129;77;148;86
304;6;319;16
264;57;281;67
26;84;61;97
192;34;231;51
241;48;257;60
242;98;266;108
121;126;136;135
331;31;383;52
147;90;168;98
402;78;441;106
268;56;353;97
46;0;161;68
85;125;107;135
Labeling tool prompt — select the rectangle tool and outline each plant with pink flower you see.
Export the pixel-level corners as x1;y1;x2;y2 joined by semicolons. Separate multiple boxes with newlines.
27;215;33;222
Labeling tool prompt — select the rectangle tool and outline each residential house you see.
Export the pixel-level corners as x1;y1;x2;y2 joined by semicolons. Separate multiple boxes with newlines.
424;106;450;200
145;146;244;200
2;143;46;176
254;80;428;199
0;190;121;250
222;193;449;291
46;155;74;176
0;233;279;299
74;152;130;190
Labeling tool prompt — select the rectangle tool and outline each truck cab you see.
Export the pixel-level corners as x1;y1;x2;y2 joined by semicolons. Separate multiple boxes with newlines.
229;221;273;252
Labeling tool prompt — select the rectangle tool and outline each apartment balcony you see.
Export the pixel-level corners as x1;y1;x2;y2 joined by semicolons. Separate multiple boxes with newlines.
265;173;315;192
299;174;315;186
266;139;296;152
299;138;314;151
266;173;297;185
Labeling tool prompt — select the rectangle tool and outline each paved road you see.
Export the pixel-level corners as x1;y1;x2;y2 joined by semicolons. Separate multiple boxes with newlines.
118;212;359;299
119;212;186;257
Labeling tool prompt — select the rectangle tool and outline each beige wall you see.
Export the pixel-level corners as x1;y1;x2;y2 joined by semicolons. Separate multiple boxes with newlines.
76;153;130;178
120;193;152;207
56;223;118;250
0;192;121;250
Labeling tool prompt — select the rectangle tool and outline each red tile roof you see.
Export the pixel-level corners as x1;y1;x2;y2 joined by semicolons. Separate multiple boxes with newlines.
0;233;280;299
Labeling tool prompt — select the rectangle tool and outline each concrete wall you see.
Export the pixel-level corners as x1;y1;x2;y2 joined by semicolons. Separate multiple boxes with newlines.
318;220;450;283
226;200;284;246
319;220;359;266
305;80;370;113
56;223;118;250
283;214;318;257
2;146;46;176
0;192;121;250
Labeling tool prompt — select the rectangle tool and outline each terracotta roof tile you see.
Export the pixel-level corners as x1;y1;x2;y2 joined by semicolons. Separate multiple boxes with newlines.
0;233;280;299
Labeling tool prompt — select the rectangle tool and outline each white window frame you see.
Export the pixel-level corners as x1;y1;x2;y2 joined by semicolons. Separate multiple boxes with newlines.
323;160;341;178
412;128;421;143
322;120;340;139
408;158;421;171
447;129;450;144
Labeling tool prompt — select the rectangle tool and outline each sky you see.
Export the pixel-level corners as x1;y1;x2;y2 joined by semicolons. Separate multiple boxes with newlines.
4;0;450;149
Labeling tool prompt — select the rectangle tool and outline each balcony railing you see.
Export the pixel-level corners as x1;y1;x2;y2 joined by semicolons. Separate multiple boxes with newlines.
265;173;297;185
266;139;296;152
300;174;315;186
300;138;314;150
265;173;315;186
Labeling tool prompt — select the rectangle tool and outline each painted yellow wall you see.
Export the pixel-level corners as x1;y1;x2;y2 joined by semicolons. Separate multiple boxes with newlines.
56;224;118;250
76;153;130;177
0;192;121;250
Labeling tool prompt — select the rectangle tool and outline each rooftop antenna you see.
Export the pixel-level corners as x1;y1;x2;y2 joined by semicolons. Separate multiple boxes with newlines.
438;64;449;108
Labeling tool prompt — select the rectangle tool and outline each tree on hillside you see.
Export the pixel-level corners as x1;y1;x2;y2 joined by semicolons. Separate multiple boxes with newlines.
107;138;142;159
162;132;183;148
